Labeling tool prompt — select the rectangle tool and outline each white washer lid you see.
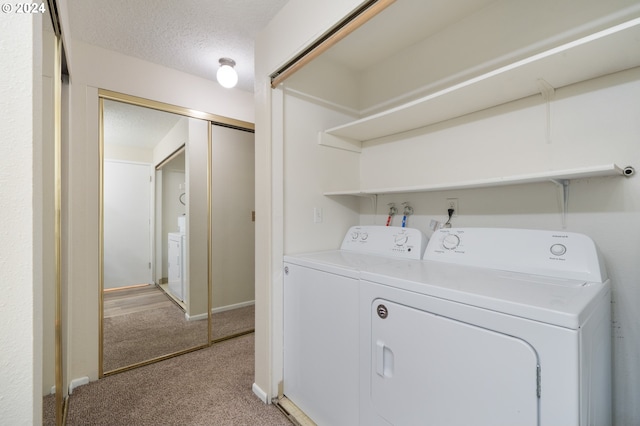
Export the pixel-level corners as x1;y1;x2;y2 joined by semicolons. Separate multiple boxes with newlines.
360;260;610;329
284;250;403;278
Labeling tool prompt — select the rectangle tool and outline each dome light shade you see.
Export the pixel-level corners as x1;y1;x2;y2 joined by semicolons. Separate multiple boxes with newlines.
217;57;238;88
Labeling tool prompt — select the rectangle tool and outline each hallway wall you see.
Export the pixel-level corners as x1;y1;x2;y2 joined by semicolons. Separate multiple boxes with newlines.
0;13;45;425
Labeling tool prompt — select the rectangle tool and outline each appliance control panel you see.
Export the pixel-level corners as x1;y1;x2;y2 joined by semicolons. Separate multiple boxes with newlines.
341;226;427;260
424;228;606;283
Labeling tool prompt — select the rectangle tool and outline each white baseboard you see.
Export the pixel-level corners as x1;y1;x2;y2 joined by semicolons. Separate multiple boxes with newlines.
185;312;207;321
186;300;255;321
68;376;89;394
211;300;255;314
252;382;268;403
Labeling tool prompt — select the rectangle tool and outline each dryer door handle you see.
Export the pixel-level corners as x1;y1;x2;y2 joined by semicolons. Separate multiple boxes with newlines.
376;341;394;378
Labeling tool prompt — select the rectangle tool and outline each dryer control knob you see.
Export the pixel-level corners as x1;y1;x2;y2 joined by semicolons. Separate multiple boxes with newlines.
351;231;359;240
550;243;567;256
442;234;460;250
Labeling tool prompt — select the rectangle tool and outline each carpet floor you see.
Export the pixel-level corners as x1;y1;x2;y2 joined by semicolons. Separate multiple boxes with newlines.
103;284;255;372
103;304;209;372
63;334;291;426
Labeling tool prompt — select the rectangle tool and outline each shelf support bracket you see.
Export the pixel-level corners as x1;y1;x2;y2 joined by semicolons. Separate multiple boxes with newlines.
550;178;569;229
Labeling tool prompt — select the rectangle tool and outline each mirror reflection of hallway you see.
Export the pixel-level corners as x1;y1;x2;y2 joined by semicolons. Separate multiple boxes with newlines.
103;160;153;289
210;124;255;340
101;98;208;374
155;151;186;308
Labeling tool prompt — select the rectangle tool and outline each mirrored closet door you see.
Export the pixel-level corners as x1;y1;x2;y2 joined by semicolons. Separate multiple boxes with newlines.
100;96;209;374
99;91;256;375
210;124;256;341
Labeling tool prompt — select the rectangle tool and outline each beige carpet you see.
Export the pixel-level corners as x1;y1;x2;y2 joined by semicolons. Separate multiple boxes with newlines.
103;303;209;372
103;284;255;372
43;393;56;425
64;334;291;425
211;305;254;341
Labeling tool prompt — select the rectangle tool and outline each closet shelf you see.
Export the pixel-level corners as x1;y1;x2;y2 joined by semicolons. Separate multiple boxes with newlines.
323;164;627;197
323;18;640;144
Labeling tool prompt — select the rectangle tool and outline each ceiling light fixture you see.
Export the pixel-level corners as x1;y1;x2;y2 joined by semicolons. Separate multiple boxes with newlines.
216;57;238;89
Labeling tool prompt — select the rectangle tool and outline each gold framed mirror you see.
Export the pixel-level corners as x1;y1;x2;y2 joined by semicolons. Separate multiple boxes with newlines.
98;90;254;376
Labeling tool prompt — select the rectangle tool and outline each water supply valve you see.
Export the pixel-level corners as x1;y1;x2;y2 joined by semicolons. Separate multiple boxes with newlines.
386;203;397;226
401;202;413;228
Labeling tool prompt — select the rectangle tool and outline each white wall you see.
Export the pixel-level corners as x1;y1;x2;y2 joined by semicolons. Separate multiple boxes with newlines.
0;13;43;425
282;91;361;255
104;143;153;163
64;39;255;384
153;117;188;166
162;167;186;232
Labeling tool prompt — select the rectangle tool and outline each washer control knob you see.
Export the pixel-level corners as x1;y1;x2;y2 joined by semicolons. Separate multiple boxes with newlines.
550;243;567;256
394;235;408;246
442;234;460;250
351;231;359;240
361;232;369;241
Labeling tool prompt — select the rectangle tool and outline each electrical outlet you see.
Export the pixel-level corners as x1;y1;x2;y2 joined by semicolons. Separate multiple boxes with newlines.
446;198;458;216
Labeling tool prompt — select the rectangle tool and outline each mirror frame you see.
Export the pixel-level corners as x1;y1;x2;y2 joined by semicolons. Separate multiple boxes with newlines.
98;89;254;377
42;3;66;423
53;30;64;426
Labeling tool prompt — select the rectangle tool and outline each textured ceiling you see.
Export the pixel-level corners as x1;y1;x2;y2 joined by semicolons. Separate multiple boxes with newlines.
67;0;289;92
103;99;184;149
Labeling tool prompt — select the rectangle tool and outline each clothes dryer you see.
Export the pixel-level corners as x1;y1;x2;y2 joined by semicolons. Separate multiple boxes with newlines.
359;228;611;426
283;226;427;426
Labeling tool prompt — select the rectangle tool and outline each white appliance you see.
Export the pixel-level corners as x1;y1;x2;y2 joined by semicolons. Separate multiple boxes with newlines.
283;226;427;426
168;216;186;302
359;228;611;426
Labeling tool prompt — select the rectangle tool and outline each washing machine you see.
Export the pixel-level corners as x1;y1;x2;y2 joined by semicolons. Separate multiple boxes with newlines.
359;228;611;426
283;226;428;426
168;232;186;301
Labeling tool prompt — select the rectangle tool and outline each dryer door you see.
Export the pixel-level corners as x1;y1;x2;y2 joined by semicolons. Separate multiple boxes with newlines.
370;299;539;426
